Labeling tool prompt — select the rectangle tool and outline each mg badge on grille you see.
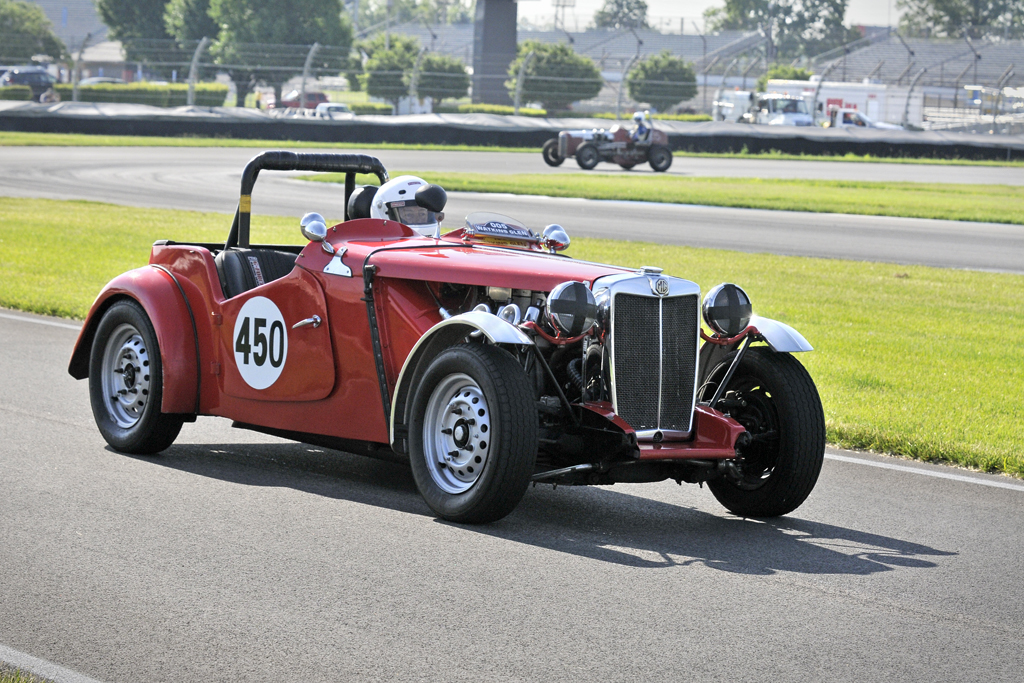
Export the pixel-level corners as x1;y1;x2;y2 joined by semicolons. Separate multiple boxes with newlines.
652;277;670;297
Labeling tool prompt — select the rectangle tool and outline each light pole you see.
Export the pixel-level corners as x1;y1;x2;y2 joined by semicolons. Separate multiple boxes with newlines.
693;21;707;112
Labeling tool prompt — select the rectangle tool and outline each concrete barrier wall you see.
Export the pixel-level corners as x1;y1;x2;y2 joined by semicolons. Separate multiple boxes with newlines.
2;102;1022;160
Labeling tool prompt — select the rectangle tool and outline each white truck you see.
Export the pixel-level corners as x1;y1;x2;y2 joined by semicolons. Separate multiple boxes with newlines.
751;94;815;126
712;90;756;122
766;79;923;128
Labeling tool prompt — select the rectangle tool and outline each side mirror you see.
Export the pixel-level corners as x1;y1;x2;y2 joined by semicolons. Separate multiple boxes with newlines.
542;224;570;254
415;183;447;213
300;212;334;254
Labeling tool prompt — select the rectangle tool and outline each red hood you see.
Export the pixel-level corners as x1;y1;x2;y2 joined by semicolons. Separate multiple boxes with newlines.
341;234;628;292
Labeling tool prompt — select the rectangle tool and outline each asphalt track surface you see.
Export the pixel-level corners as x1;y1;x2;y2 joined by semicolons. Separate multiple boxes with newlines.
2;309;1024;682
2;147;1024;273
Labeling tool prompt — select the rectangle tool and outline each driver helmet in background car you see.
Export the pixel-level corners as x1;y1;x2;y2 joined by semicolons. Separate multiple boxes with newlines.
370;175;445;236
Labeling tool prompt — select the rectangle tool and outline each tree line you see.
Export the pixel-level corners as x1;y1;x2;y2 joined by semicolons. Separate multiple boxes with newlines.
4;0;1023;111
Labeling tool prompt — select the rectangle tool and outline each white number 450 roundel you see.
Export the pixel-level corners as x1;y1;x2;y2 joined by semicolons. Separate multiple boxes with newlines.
233;296;288;389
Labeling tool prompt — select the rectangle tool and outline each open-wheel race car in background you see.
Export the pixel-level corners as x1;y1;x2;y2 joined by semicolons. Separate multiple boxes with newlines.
543;121;673;172
69;151;824;524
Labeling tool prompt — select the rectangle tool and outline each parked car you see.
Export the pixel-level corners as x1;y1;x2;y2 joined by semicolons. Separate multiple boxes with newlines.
543;123;673;171
824;107;904;130
78;77;126;86
314;102;355;119
275;89;329;109
0;66;56;101
69;151;825;524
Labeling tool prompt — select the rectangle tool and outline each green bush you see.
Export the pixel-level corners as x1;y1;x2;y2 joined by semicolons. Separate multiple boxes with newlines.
506;41;603;111
350;102;394;115
434;103;547;117
51;83;228;108
0;86;32;101
625;50;698;112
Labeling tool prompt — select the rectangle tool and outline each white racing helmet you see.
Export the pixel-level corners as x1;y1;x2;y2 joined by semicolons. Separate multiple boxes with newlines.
632;111;644;122
370;175;445;236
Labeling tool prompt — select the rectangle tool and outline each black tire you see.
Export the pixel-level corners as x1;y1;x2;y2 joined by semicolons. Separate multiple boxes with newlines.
648;146;672;172
701;347;824;517
88;299;184;454
575;143;600;170
542;139;564;166
408;343;538;523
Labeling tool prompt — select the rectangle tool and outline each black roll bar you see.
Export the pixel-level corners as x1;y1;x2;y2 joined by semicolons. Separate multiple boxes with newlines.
225;151;390;249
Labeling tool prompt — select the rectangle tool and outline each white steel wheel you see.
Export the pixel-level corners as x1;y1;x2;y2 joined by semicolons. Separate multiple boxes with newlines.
100;323;153;429
408;344;538;524
88;299;184;454
422;373;493;494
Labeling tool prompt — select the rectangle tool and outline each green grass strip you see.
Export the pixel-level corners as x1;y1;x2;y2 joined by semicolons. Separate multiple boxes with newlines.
312;171;1024;225
2;131;1022;166
0;131;536;153
2;196;1022;477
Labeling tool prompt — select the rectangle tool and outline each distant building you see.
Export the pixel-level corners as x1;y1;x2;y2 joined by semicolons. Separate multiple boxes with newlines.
27;1;108;50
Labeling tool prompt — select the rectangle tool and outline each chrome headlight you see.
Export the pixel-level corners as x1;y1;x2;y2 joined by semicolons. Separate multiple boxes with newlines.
702;283;752;336
546;281;597;337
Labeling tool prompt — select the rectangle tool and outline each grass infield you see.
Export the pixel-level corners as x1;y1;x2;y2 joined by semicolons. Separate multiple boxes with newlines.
310;171;1024;225
2;131;1023;167
2;196;1021;477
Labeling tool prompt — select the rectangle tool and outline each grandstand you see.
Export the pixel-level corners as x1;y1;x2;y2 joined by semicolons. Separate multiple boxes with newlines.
813;31;1023;89
375;23;760;72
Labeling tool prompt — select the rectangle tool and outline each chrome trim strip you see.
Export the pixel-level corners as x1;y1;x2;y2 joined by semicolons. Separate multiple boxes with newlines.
657;297;663;432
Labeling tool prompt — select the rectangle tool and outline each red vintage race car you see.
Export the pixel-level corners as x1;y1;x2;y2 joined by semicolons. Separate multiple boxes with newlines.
69;151;824;524
543;124;673;172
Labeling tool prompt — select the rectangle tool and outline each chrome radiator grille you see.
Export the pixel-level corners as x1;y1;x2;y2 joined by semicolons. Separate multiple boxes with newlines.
611;292;699;435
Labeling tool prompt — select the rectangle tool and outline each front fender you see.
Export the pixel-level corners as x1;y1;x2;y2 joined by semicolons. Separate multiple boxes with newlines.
699;315;812;386
388;311;533;452
68;265;199;414
750;315;813;353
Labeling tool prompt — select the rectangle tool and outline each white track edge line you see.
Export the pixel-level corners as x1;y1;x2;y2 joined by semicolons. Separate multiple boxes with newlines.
0;643;107;683
825;453;1024;491
0;311;81;331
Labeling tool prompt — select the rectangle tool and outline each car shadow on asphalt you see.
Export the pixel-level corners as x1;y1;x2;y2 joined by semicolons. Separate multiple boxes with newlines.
126;441;955;578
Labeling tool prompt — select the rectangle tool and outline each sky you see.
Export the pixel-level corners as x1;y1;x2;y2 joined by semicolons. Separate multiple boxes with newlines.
516;0;900;32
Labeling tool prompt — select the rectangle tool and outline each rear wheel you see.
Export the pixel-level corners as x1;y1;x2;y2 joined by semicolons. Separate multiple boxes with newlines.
542;139;564;166
701;347;824;517
88;300;184;454
575;143;600;170
408;344;538;523
648;146;673;172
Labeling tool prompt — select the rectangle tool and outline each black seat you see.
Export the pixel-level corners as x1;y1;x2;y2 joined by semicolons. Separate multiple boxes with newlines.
214;248;297;299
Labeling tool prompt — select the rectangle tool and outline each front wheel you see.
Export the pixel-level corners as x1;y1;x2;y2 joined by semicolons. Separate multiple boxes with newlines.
542;139;564;166
575;143;600;170
88;299;184;454
648;146;673;172
700;347;824;517
408;344;538;523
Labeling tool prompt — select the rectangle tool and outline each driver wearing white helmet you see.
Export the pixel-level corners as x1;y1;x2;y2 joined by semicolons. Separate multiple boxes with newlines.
365;175;446;237
631;110;651;144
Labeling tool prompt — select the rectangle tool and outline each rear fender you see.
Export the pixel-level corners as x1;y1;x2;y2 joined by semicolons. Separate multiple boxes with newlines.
68;266;199;414
388;311;533;453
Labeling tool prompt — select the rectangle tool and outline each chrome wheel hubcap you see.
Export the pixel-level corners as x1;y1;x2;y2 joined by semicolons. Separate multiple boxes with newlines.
101;323;152;429
423;373;492;494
